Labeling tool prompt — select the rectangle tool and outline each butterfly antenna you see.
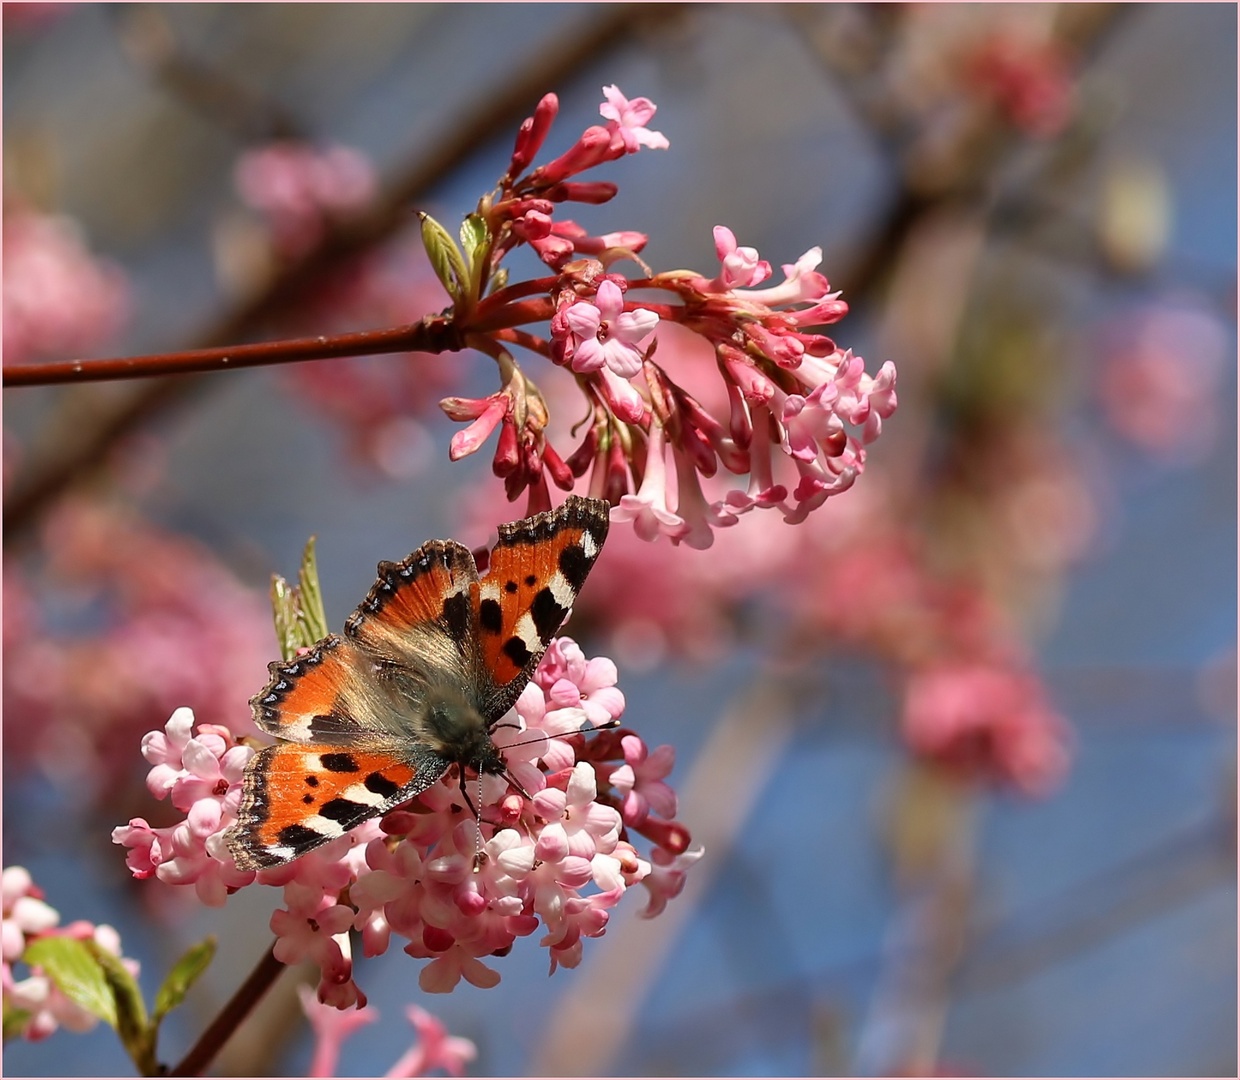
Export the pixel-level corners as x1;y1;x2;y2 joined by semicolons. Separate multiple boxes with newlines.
472;772;486;872
490;716;621;745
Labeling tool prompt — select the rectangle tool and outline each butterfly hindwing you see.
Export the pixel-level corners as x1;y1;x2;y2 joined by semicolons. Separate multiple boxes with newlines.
227;741;452;870
475;495;609;721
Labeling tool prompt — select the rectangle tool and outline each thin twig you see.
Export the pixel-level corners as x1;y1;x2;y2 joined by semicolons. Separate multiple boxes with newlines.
2;319;461;388
169;941;286;1078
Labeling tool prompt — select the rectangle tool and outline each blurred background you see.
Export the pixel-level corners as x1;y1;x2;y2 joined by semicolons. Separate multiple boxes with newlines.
3;3;1235;1076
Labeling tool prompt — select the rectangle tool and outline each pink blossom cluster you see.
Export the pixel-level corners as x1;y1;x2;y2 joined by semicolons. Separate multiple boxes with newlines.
2;202;130;365
234;141;377;257
437;86;898;543
2;866;138;1041
3;494;272;803
114;638;698;1008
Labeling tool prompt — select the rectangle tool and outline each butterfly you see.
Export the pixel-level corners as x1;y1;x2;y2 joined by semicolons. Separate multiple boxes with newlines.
226;495;610;871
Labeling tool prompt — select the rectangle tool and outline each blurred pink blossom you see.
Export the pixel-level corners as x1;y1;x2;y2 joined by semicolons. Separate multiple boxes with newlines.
901;661;1072;795
1095;299;1229;464
3;496;272;801
3;203;130;365
234;141;377;257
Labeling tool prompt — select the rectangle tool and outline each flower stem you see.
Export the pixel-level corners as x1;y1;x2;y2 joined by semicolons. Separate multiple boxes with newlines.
169;941;286;1077
2;319;463;388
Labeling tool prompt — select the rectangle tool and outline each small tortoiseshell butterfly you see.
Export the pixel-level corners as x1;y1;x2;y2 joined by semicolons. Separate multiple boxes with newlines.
226;495;610;871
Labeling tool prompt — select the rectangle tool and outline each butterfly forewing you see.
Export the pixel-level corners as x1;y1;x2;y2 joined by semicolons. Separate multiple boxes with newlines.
475;495;609;721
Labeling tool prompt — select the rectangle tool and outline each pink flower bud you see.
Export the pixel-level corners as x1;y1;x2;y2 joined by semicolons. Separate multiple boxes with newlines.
508;93;559;177
543;181;618;204
491;418;520;478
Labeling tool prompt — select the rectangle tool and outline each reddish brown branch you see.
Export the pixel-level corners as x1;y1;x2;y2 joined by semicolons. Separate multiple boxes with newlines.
169;941;286;1077
2;319;462;388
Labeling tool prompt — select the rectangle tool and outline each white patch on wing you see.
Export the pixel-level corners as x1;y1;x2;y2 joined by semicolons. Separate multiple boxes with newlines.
514;611;542;650
342;782;388;808
580;531;598;559
284;718;314;742
547;570;575;610
303;815;347;839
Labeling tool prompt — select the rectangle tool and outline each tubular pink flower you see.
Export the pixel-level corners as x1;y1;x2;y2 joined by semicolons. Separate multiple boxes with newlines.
542;181;619;204
551;220;649;257
722;404;788;515
386;1004;478;1078
443;395;509;461
599;85;670;152
720;348;776;403
531;125;617;185
698;226;773;292
640;845;705;918
563;280;659;379
610;418;687;543
298;983;380;1077
670;445;738;549
608;735;678;826
739;246;832;306
595;366;649;424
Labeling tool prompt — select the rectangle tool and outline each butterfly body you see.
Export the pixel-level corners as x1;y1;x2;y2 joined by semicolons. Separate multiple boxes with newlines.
227;496;609;871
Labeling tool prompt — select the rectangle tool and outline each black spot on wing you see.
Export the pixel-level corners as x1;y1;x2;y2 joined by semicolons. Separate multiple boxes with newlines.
530;587;568;641
365;771;400;799
505;580;519;594
319;797;370;826
479;597;503;635
524;574;537;587
305;776;319;787
442;591;471;641
302;793;315;804
319;753;359;773
502;636;532;668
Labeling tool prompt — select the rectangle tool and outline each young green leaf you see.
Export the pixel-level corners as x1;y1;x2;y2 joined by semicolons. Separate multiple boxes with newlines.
84;940;155;1075
296;537;329;644
419;211;467;303
22;937;117;1028
152;937;216;1025
269;537;329;661
270;572;302;662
